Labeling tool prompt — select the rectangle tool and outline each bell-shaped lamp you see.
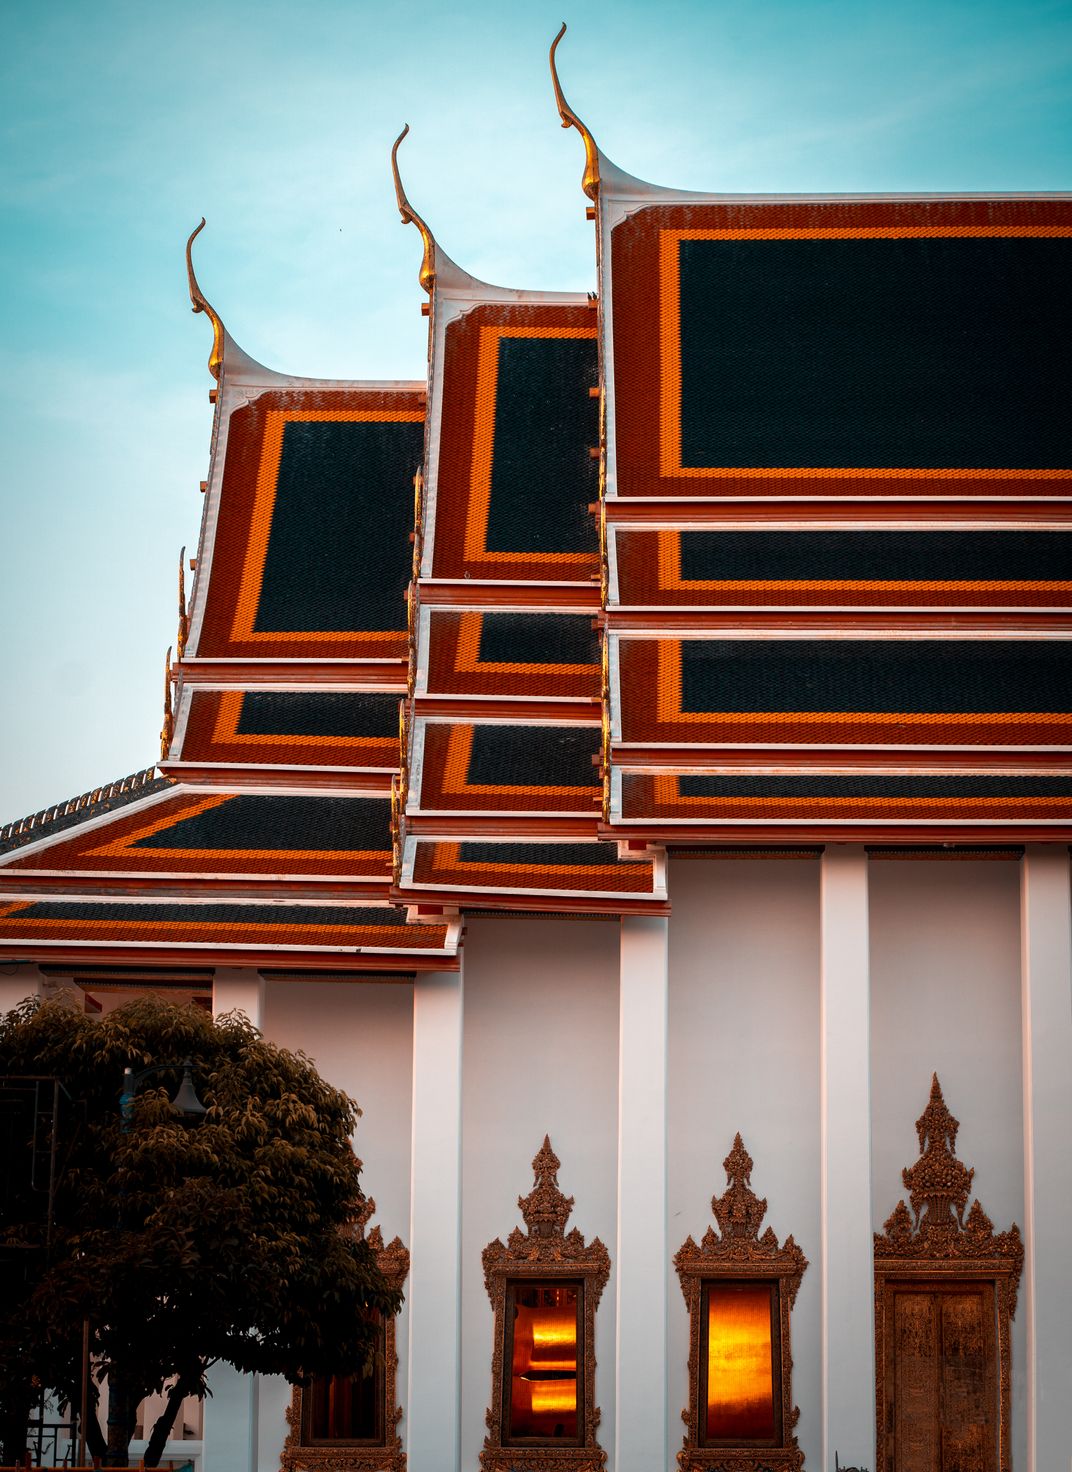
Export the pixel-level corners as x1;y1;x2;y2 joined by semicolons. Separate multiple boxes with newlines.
169;1060;207;1122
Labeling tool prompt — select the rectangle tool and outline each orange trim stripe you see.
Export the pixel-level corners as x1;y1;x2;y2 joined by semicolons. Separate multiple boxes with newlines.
426;841;636;880
229;408;422;644
208;691;393;750
427;724;600;803
463;325;597;567
0;919;416;937
84;796;232;857
667;582;1072;593
658;226;1072;482
453;612;597;677
652;642;1072;727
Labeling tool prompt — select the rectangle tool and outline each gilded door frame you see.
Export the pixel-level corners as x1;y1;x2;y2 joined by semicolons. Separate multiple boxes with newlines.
873;1077;1023;1472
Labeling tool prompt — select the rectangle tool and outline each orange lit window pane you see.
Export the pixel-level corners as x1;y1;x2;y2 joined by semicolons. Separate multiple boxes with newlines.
305;1368;380;1443
705;1282;776;1441
505;1282;580;1441
303;1318;385;1445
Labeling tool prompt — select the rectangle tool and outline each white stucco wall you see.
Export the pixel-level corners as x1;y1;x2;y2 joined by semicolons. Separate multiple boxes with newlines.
667;856;822;1470
261;977;415;1466
869;856;1026;1466
458;915;621;1472
185;856;1030;1470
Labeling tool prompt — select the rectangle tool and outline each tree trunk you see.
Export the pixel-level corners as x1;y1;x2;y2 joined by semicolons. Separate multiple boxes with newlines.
104;1367;139;1467
84;1386;108;1462
143;1372;198;1469
57;1374;108;1463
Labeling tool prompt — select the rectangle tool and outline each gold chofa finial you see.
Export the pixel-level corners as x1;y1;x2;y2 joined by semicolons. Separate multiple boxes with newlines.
185;219;224;381
160;646;174;760
176;546;189;660
391;125;436;296
550;23;600;201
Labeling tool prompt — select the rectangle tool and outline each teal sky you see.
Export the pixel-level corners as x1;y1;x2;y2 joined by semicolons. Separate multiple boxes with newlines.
1;0;1070;822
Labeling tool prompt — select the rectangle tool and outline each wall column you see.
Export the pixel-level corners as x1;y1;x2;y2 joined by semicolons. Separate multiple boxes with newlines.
212;967;265;1028
819;844;875;1471
0;963;47;1014
616;914;668;1472
202;1363;257;1472
206;967;265;1466
407;962;464;1472
1020;845;1072;1469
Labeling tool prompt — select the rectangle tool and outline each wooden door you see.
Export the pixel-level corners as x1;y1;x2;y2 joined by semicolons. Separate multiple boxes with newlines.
883;1280;998;1472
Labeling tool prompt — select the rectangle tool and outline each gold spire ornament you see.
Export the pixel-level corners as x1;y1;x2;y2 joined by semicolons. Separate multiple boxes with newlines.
176;546;189;660
601;630;611;824
549;23;601;201
391;125;437;296
185;219;225;381
160;646;174;760
390;774;403;889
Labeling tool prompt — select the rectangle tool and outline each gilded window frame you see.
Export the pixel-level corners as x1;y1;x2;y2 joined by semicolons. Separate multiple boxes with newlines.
281;1194;409;1472
673;1134;807;1472
480;1137;610;1472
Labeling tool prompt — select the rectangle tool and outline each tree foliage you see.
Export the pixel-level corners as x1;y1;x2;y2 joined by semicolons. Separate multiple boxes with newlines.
0;994;400;1466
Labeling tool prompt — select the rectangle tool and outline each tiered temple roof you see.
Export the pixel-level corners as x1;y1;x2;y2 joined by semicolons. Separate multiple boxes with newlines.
2;28;1070;976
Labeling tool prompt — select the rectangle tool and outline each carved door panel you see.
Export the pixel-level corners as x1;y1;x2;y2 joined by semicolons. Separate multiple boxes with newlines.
884;1282;998;1472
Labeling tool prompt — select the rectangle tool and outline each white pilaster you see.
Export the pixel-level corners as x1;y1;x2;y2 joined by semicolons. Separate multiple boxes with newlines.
202;1361;257;1472
1020;845;1072;1469
212;967;265;1028
407;963;463;1472
616;914;668;1472
819;844;875;1471
0;962;46;1014
202;970;266;1470
256;1375;291;1472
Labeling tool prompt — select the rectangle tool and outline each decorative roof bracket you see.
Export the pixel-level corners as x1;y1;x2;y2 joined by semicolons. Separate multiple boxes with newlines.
185;219;225;381
159;645;174;761
550;23;601;201
391;124;437;296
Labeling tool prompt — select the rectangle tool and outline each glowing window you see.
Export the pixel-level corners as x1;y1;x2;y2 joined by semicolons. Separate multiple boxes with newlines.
301;1322;384;1446
503;1280;582;1443
700;1281;781;1446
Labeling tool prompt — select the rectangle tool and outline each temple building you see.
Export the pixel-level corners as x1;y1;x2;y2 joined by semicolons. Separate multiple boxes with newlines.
1;27;1069;1472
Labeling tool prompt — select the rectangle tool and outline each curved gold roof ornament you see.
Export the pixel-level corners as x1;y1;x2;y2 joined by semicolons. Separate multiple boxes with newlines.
160;645;174;760
550;23;600;201
185;218;225;381
176;546;190;659
391;125;436;296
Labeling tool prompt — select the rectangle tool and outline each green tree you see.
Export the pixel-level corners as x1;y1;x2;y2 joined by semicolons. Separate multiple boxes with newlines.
0;994;400;1467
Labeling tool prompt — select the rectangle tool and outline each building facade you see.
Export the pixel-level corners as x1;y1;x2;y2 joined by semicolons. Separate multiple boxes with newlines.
1;31;1070;1472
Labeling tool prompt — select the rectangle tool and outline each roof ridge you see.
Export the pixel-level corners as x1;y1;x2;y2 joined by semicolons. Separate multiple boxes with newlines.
0;766;170;855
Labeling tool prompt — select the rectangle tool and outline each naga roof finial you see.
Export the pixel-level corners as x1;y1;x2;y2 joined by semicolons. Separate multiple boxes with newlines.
185;219;225;381
550;23;600;202
176;546;189;660
160;646;174;760
391;125;437;296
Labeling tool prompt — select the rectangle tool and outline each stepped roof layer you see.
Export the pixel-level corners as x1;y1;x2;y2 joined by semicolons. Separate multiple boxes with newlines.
2;28;1071;978
0;238;460;972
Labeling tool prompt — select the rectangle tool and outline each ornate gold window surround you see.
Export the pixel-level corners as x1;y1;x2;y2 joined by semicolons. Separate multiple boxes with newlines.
480;1136;611;1472
281;1191;409;1472
673;1134;808;1472
873;1075;1023;1472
